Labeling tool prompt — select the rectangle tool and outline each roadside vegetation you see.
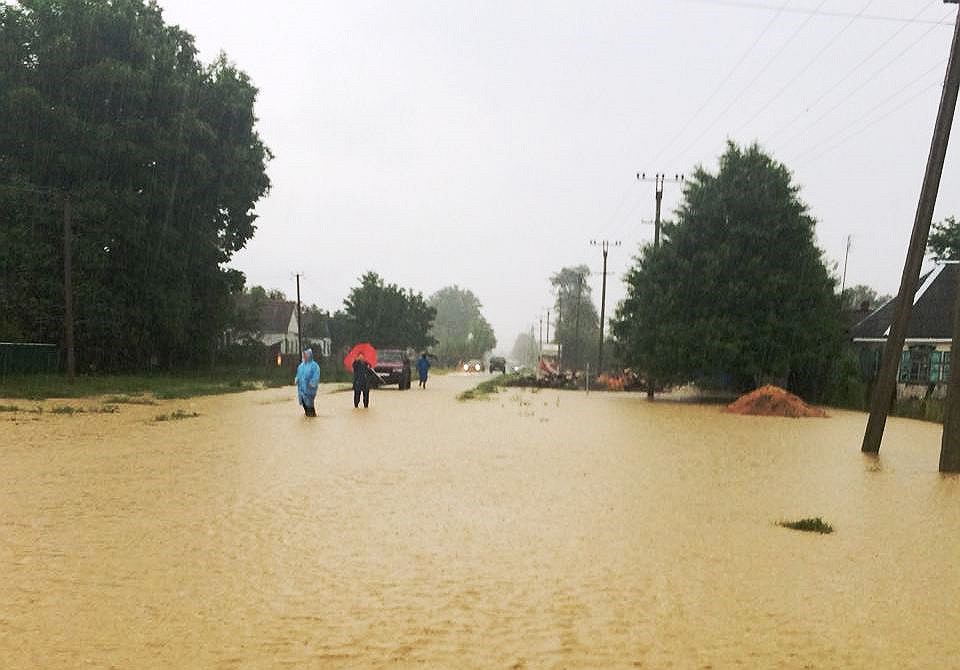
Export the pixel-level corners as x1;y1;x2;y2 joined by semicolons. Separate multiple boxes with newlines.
0;368;289;401
458;374;521;401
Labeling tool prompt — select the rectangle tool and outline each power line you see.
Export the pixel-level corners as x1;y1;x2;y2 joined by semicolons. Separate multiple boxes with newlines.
672;0;831;163
684;0;953;25
798;76;945;164
732;0;874;138
646;0;791;167
792;59;947;163
775;9;951;153
765;0;940;146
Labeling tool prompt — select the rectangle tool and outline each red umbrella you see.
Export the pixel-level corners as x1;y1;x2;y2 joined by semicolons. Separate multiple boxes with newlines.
344;342;378;372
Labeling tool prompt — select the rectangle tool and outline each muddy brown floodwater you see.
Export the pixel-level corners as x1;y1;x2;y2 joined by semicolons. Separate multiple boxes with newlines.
2;374;959;668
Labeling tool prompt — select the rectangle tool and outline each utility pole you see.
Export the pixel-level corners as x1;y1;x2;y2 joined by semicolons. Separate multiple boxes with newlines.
938;0;960;471
539;317;543;355
557;294;562;371
637;173;684;248
865;0;960;456
546;309;551;344
591;239;620;374
62;195;75;383
294;273;303;356
573;274;583;371
839;235;852;307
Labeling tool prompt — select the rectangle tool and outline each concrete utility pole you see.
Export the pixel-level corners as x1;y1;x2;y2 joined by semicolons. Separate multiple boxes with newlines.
62;195;75;383
864;0;960;456
591;239;620;374
295;273;303;356
637;173;684;248
938;0;960;471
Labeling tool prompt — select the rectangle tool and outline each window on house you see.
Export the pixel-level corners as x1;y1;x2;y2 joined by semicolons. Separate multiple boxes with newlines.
899;346;933;384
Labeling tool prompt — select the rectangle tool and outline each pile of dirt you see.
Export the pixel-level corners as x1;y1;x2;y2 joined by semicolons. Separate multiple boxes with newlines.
725;385;827;418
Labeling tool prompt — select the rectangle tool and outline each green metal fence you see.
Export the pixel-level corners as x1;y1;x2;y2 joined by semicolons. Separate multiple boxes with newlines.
0;343;59;375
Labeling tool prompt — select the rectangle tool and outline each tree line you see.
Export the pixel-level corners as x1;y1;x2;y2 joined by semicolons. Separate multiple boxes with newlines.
0;0;270;370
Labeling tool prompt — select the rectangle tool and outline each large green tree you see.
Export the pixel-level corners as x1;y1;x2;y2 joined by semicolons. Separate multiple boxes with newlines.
341;272;436;350
613;142;840;397
550;265;600;371
428;285;496;365
928;215;960;261
0;0;270;370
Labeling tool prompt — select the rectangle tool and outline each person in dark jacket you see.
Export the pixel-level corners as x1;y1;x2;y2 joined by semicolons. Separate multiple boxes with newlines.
295;348;320;417
352;353;372;408
416;352;430;389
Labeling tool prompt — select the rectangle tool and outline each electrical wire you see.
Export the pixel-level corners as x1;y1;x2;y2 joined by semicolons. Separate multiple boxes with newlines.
764;0;940;146
791;58;948;163
671;0;833;164
798;76;946;164
684;0;953;25
774;8;951;152
645;0;792;168
732;0;874;138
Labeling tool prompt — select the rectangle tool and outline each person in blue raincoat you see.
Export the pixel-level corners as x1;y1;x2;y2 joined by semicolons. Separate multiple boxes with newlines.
416;352;430;389
295;348;321;417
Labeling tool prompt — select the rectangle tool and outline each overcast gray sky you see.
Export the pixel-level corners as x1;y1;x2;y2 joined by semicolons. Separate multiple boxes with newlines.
156;0;960;353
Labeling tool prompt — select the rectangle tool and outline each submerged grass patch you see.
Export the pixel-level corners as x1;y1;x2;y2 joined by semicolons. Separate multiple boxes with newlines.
0;404;19;412
458;375;520;401
154;409;200;422
778;517;834;534
103;394;158;406
51;405;84;415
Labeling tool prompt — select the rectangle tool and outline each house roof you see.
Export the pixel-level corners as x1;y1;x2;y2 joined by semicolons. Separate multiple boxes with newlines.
236;295;296;334
851;263;958;342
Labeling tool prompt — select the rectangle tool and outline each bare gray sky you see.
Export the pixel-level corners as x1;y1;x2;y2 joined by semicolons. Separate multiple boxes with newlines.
156;0;960;352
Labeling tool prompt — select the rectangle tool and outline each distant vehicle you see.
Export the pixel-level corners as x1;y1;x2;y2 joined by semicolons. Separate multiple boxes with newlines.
463;359;483;373
373;348;412;389
488;356;507;374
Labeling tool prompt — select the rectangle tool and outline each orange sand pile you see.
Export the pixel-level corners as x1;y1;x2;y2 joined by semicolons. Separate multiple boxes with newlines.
725;384;827;418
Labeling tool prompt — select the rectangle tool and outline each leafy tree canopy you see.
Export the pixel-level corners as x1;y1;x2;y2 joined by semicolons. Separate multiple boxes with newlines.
550;265;600;371
612;142;840;396
840;284;892;312
341;272;436;351
0;0;270;369
928;215;960;262
428;285;496;365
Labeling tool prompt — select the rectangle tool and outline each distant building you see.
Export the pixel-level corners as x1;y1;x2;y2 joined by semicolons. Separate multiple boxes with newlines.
229;296;300;354
850;263;957;399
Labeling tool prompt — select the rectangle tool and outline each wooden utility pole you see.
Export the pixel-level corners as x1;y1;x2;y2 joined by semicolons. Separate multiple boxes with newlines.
63;196;76;383
591;239;620;374
637;173;684;248
295;273;303;356
939;1;960;471
839;235;852;304
573;274;583;370
864;1;960;455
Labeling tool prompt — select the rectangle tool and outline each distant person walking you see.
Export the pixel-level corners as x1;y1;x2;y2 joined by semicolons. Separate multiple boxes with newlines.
295;348;320;417
352;352;373;408
416;352;431;389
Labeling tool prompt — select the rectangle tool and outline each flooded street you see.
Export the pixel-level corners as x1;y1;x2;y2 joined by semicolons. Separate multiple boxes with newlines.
2;374;959;668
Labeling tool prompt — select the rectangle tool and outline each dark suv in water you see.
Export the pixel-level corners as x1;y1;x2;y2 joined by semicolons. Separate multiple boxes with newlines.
373;348;412;389
488;356;507;374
